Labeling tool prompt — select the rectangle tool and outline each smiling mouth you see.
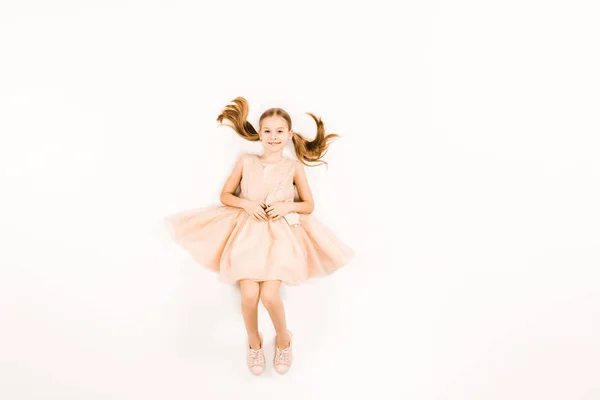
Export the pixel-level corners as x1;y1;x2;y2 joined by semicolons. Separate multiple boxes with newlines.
268;142;281;145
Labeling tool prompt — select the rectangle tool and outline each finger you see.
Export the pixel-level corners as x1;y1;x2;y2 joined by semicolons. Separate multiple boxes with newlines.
259;211;268;221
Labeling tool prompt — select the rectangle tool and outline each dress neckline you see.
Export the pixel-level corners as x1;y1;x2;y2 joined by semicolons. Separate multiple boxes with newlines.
255;154;286;166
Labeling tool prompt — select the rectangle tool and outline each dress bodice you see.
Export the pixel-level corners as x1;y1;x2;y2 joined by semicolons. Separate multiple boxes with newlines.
241;154;296;203
240;154;300;226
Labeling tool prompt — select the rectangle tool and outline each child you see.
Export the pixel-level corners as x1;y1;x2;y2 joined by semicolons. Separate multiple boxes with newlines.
164;96;354;375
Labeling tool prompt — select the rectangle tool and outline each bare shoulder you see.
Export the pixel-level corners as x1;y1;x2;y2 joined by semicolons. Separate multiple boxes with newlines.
293;158;308;180
292;157;302;170
238;152;255;166
229;153;251;176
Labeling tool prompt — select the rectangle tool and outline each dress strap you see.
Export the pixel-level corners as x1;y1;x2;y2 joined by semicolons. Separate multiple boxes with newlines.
284;158;297;182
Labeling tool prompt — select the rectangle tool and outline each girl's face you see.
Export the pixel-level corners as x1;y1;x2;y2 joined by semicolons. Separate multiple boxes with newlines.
259;116;292;152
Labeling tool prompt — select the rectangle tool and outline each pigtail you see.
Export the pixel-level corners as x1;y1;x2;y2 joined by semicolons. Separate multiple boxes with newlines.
292;113;340;167
216;97;260;142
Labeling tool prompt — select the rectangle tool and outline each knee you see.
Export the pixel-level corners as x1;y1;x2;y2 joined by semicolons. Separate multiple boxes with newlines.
260;290;280;309
240;286;260;307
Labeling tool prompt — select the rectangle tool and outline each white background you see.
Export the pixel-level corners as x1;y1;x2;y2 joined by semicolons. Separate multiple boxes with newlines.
1;1;599;399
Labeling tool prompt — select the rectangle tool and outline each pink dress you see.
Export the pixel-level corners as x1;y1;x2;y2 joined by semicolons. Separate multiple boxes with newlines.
164;153;354;286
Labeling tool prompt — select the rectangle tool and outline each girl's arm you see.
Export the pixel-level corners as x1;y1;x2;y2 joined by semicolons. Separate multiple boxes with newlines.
220;155;249;209
290;161;315;214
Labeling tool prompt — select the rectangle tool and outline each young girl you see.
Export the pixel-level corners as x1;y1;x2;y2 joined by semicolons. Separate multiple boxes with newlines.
164;96;353;376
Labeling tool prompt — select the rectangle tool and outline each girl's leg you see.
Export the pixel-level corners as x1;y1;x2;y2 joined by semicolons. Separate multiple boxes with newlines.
239;279;261;350
260;280;291;349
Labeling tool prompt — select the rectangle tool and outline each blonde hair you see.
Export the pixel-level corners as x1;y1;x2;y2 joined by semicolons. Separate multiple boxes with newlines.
216;96;340;166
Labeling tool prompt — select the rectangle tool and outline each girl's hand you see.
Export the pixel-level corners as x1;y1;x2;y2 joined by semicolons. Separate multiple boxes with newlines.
265;202;293;221
242;200;268;222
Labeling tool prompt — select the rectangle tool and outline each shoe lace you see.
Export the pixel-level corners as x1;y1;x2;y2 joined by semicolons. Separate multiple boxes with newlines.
248;348;264;367
275;346;290;365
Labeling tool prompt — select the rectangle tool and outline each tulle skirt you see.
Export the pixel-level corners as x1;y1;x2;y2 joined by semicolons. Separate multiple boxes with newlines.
163;206;353;286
